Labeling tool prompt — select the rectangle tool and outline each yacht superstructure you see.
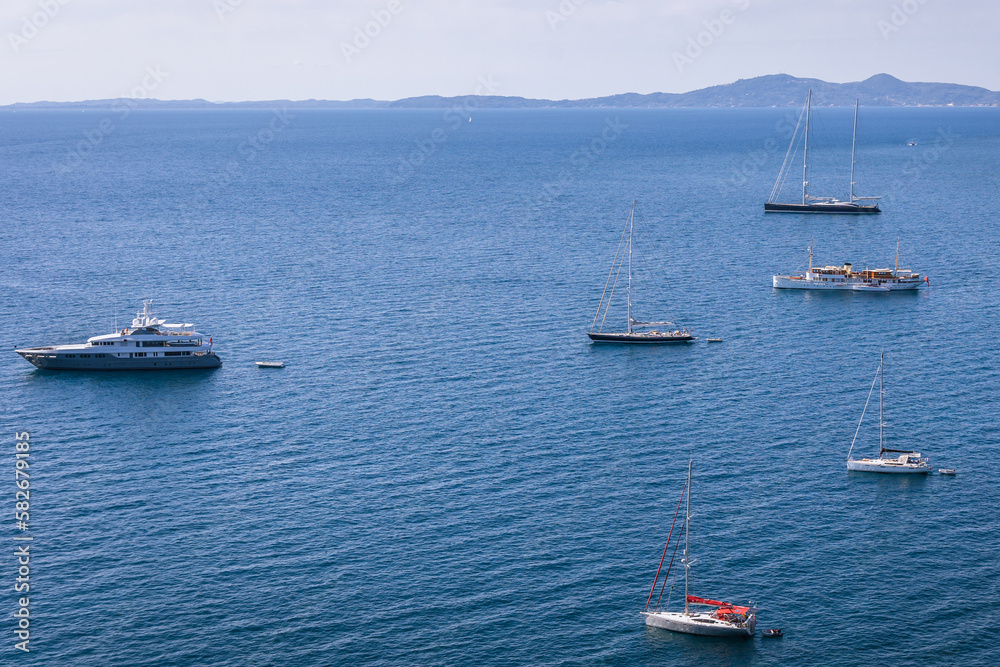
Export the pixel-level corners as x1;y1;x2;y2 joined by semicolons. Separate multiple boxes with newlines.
15;300;222;370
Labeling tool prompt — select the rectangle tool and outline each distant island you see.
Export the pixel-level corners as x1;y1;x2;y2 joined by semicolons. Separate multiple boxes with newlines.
4;74;998;110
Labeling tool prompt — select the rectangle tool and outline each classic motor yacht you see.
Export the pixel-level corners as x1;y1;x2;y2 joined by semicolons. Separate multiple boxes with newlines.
773;241;925;291
15;300;222;370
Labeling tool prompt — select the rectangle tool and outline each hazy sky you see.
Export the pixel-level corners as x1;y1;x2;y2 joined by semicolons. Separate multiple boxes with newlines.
1;0;997;104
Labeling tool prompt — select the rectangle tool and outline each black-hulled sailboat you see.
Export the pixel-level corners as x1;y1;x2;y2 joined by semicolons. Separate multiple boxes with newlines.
588;202;694;344
765;91;881;214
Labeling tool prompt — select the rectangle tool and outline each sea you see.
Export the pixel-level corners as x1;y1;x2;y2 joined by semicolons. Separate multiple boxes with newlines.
1;105;998;666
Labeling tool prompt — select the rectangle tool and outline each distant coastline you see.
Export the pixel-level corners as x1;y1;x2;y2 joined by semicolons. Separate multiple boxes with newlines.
3;73;998;110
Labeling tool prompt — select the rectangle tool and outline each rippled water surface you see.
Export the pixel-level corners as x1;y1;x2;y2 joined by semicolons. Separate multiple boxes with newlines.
1;107;999;665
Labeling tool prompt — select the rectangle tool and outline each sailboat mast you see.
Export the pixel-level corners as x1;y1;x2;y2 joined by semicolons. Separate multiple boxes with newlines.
879;351;884;457
808;239;813;274
684;459;691;615
627;201;635;335
850;99;859;202
802;89;811;205
894;238;900;277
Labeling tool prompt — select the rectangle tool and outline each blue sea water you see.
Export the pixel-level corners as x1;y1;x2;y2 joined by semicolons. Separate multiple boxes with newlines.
1;106;999;666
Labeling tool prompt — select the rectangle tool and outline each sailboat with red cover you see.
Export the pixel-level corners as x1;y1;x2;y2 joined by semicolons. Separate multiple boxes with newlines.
641;461;757;637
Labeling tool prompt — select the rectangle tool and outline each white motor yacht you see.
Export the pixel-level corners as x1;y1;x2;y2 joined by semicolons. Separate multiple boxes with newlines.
773;241;925;291
16;300;221;371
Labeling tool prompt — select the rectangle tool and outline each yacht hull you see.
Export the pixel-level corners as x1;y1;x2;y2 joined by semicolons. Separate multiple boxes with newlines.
16;350;222;370
642;611;754;637
772;276;922;291
847;459;930;474
764;202;880;214
588;332;695;344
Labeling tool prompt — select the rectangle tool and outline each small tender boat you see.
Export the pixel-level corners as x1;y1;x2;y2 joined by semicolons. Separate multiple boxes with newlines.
707;338;723;343
255;361;285;368
938;469;956;475
762;628;783;638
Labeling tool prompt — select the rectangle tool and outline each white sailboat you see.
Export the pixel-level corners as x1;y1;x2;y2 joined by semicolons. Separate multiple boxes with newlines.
641;461;757;637
847;351;930;474
765;92;881;214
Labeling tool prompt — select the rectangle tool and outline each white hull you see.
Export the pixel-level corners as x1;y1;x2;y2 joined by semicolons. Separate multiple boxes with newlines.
847;458;930;474
772;275;922;290
642;611;754;637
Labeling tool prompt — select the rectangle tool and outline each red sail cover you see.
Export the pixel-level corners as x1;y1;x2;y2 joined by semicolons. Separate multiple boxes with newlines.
686;595;749;615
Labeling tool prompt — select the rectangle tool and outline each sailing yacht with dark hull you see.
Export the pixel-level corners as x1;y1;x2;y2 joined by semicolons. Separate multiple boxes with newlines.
765;91;881;214
587;331;694;343
588;202;694;344
764;200;880;214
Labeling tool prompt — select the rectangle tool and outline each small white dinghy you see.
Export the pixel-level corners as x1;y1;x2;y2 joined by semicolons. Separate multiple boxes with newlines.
255;361;285;368
938;469;956;475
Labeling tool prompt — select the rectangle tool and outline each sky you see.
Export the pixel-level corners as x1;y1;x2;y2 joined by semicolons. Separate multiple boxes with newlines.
1;0;997;105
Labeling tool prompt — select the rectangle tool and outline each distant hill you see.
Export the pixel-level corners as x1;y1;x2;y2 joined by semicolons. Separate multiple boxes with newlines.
4;74;998;110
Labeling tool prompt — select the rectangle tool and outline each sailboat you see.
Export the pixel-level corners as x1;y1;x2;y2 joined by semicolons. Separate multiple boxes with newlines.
765;91;881;214
846;351;930;473
588;202;694;344
641;461;757;637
